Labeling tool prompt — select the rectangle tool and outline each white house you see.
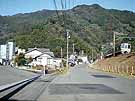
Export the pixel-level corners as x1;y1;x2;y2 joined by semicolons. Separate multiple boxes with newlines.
78;56;89;64
25;48;51;58
16;47;26;55
53;58;62;67
25;49;42;59
25;48;55;69
31;53;54;67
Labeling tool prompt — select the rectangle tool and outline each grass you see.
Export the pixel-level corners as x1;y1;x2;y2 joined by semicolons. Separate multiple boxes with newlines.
56;67;70;75
90;65;135;79
92;53;135;79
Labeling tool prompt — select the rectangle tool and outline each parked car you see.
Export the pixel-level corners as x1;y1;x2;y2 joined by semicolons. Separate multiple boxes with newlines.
68;59;76;67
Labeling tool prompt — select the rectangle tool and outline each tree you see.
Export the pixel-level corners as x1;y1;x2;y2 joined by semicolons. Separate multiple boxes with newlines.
15;53;26;66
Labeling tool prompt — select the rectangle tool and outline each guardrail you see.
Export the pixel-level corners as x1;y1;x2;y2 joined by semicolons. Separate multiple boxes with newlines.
0;75;41;92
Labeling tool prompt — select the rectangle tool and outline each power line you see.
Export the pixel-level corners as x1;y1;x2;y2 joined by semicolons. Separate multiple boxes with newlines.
64;0;67;10
60;0;64;9
72;0;74;7
52;0;71;69
60;0;67;31
73;0;76;7
68;0;71;9
53;0;60;20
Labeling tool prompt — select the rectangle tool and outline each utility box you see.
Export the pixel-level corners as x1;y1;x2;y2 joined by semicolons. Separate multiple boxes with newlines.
120;43;131;54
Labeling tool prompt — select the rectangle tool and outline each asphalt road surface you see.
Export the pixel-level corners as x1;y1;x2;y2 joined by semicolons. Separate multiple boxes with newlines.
0;66;37;86
1;74;56;100
0;64;135;101
0;66;56;100
38;64;135;101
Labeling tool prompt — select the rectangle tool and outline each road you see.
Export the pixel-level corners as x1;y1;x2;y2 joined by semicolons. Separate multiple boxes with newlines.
1;74;56;100
0;66;37;86
38;64;135;101
0;64;135;101
0;66;56;100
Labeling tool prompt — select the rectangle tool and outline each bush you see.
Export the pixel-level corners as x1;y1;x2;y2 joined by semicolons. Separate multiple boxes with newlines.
15;53;26;66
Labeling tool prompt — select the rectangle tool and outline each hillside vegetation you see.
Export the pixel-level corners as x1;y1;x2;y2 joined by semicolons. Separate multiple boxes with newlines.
95;53;135;67
0;4;135;57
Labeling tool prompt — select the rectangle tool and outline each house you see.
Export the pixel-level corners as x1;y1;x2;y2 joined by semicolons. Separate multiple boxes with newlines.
25;48;50;59
31;53;54;67
53;58;62;67
78;56;89;64
15;47;26;55
25;48;56;68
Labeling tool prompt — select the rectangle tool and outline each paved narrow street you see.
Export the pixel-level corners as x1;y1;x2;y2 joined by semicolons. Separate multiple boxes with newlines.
38;64;135;101
6;74;56;101
0;64;135;101
0;66;37;86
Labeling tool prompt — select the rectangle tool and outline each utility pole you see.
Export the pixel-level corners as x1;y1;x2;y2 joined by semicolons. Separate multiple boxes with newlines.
60;47;63;68
73;43;75;54
113;32;116;56
91;48;93;61
61;47;63;60
43;66;45;76
113;31;124;57
66;30;69;68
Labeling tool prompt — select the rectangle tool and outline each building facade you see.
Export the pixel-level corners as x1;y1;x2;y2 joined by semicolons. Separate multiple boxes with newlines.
0;45;7;59
6;42;15;60
0;42;15;65
25;48;58;69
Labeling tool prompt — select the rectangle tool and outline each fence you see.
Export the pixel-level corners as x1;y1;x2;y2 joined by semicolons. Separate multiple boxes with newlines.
92;64;135;77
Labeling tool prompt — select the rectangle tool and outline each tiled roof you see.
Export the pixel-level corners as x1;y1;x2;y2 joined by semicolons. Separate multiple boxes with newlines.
27;48;50;53
35;52;55;58
26;48;54;58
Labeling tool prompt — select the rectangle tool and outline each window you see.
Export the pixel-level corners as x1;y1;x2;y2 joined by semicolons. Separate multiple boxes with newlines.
121;44;124;48
125;45;128;48
128;45;131;49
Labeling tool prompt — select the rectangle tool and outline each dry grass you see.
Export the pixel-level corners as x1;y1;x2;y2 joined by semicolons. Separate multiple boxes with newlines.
93;53;135;76
32;66;43;70
56;67;69;75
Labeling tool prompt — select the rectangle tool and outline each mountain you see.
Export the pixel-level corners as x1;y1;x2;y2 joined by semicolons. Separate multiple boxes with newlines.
0;4;135;58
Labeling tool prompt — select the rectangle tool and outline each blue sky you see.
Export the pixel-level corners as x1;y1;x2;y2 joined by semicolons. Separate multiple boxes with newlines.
0;0;135;16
